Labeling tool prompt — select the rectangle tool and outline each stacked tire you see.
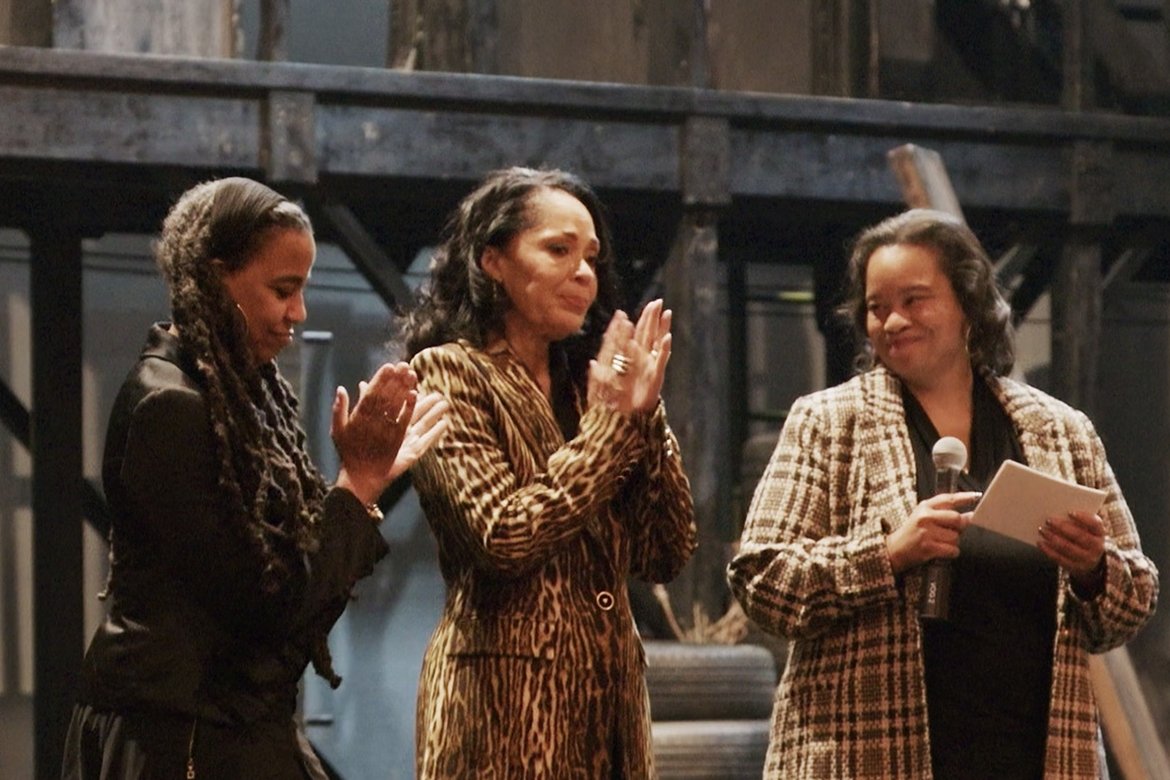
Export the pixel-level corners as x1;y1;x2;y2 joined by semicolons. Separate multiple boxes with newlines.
644;640;777;779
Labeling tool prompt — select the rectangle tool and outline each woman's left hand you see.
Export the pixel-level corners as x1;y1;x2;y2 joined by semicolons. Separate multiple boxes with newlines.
1037;510;1107;590
332;362;419;505
387;390;450;481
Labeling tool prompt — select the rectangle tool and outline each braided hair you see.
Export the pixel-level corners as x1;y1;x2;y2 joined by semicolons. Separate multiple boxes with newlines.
155;177;342;685
400;167;619;390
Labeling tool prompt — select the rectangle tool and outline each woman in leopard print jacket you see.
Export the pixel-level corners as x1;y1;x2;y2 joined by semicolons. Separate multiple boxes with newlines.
401;167;697;778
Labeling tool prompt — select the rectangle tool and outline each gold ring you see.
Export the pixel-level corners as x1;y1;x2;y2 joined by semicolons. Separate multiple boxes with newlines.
610;353;630;376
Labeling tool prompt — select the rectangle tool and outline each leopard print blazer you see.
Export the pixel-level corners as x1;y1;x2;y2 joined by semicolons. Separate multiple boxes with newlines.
411;340;697;779
728;365;1159;779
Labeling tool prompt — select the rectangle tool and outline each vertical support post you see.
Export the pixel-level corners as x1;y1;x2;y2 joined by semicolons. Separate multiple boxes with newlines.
689;0;710;88
258;0;290;61
811;0;873;97
28;227;86;779
1062;0;1094;111
1052;140;1112;415
663;211;728;624
725;249;747;511
1051;244;1101;414
0;0;53;46
662;116;732;625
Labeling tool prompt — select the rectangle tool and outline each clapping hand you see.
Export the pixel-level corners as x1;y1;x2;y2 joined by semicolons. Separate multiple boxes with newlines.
332;362;442;506
387;390;450;481
587;299;673;415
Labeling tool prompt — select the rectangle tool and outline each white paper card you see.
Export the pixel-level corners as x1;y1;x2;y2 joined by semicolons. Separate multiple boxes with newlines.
970;459;1107;546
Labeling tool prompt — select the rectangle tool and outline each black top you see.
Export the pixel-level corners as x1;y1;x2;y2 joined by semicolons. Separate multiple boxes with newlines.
67;324;389;778
905;377;1058;780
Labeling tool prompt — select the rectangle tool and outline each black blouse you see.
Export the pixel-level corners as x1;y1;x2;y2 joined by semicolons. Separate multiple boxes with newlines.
904;377;1058;780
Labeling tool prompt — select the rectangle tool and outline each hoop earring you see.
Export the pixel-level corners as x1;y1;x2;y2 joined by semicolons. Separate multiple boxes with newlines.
234;302;251;336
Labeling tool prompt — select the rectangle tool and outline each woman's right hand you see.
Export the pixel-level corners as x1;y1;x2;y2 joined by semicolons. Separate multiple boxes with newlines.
587;300;672;415
331;362;419;507
886;492;980;575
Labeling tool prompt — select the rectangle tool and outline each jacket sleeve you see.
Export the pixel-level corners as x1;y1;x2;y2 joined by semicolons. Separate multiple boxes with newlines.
117;384;387;641
619;402;697;583
727;395;899;641
411;346;646;578
1065;412;1159;652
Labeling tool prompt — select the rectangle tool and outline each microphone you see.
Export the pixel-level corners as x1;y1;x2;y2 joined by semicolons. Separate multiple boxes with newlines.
919;436;967;621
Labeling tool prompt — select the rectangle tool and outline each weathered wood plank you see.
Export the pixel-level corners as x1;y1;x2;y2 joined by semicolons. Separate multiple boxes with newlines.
54;0;235;57
0;0;51;46
0;85;258;168
0;45;1169;221
316;106;680;190
662;210;729;625
2;46;1169;144
887;143;964;218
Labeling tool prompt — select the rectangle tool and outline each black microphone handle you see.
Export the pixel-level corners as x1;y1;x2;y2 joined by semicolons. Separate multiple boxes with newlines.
919;465;960;620
919;559;952;620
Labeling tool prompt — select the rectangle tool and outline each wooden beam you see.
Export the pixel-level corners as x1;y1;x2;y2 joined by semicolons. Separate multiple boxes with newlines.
258;0;290;62
810;0;873;97
1085;0;1170;98
0;376;29;447
0;377;109;538
661;209;728;625
0;46;1169;221
1102;244;1156;291
1051;243;1102;414
0;0;51;46
29;227;86;780
53;0;235;57
662;114;733;626
1091;650;1170;780
886;143;964;219
307;199;414;310
263;89;317;185
1063;0;1095;111
681;116;731;208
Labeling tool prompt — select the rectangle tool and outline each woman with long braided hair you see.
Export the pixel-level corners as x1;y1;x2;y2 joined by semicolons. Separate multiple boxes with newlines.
62;177;448;779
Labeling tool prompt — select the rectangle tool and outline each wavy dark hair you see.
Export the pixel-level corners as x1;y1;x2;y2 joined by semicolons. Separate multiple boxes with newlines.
399;166;618;388
839;208;1015;376
155;177;341;686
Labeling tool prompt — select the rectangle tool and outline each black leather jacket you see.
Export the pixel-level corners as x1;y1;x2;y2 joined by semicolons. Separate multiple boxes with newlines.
73;324;388;776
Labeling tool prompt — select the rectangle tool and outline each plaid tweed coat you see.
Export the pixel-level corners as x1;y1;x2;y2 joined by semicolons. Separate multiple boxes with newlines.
411;340;696;779
728;365;1158;779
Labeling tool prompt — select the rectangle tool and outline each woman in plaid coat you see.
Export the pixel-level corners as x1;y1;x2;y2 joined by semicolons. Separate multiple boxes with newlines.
729;209;1158;779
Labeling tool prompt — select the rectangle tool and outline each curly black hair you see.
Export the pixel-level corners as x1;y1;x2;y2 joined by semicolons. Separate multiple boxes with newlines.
399;166;619;390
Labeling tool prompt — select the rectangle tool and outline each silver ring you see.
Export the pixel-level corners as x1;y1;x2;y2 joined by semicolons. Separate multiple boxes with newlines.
650;349;660;360
610;353;630;376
